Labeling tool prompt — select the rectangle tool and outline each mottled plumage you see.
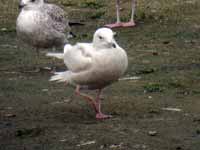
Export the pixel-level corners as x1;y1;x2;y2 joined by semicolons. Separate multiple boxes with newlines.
16;0;71;49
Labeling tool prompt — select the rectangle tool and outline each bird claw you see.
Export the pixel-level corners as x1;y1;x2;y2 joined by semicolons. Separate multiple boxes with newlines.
104;21;136;28
122;21;136;27
96;113;112;120
64;81;68;86
104;22;123;28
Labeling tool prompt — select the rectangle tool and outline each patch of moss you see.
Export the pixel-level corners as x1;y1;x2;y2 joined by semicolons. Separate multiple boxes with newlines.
136;68;156;75
89;11;105;19
80;0;105;9
0;27;16;33
167;81;185;89
144;83;165;93
59;0;78;7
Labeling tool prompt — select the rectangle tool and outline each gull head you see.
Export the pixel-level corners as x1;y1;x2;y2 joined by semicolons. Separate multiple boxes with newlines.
93;28;117;49
19;0;44;9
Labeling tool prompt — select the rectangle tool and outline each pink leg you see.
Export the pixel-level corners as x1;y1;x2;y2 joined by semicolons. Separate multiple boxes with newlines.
121;21;136;27
105;0;136;28
95;90;112;120
122;0;136;27
75;85;98;113
105;0;123;28
75;86;112;120
104;22;123;28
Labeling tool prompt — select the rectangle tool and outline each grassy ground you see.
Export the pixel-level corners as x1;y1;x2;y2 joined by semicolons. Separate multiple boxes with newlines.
1;0;200;150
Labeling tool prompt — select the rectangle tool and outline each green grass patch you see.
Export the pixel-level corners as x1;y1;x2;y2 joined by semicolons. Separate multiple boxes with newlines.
144;83;165;93
80;0;105;9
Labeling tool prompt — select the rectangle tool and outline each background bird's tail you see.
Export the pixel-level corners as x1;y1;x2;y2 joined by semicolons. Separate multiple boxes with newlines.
67;22;84;38
46;52;64;59
68;22;85;26
68;31;76;38
50;71;72;83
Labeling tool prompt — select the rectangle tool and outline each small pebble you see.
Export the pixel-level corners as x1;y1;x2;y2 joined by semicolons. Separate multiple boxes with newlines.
4;114;16;118
109;143;123;149
77;140;96;147
163;41;170;44
196;129;200;135
152;51;159;55
176;146;182;150
60;139;67;142
42;89;48;92
6;107;13;110
100;145;104;149
148;131;157;136
193;116;200;122
1;28;7;31
63;99;71;103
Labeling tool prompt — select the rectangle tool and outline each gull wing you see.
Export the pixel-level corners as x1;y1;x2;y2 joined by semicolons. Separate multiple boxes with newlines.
64;43;94;73
44;4;70;33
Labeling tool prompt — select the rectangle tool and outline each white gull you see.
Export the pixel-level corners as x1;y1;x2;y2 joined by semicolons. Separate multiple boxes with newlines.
48;28;128;119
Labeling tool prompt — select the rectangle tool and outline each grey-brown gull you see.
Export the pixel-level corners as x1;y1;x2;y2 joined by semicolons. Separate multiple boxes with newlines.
105;0;136;28
48;28;128;119
16;0;71;54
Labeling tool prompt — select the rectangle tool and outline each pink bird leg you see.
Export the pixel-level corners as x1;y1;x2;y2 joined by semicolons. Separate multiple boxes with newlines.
95;89;112;119
75;86;112;120
105;0;136;28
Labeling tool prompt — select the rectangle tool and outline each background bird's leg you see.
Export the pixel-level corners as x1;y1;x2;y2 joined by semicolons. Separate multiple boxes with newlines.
21;48;40;73
116;0;121;24
121;0;136;27
75;85;98;113
34;48;41;72
122;0;136;27
23;48;40;73
130;0;136;23
16;39;24;67
51;47;56;72
104;0;123;28
95;90;102;114
36;48;40;58
95;89;112;119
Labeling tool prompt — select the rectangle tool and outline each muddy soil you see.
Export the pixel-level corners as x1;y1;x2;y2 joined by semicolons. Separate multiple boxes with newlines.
0;0;200;150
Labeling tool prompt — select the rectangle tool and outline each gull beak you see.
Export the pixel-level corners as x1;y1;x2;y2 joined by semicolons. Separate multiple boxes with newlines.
19;2;25;9
112;43;116;48
108;41;117;48
108;38;117;48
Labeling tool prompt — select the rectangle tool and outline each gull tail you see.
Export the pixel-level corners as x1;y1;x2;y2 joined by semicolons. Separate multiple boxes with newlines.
50;71;72;83
64;44;72;51
69;22;85;26
46;52;64;59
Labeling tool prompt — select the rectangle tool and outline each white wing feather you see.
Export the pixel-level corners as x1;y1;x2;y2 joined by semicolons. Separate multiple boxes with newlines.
50;71;72;82
64;43;93;72
46;44;72;59
46;52;64;59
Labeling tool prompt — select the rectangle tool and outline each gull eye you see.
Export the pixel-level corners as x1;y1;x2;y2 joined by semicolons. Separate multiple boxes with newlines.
99;36;103;40
31;0;35;2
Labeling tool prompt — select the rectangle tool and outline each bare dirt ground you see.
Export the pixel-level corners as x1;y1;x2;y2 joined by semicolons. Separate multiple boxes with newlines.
0;0;200;150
